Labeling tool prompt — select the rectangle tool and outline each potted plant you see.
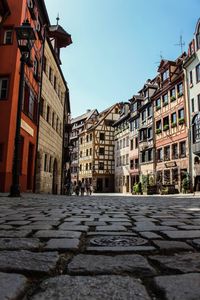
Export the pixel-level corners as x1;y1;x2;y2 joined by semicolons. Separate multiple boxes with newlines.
171;122;177;128
156;128;162;134
178;92;183;98
163;101;168;107
170;96;176;102
163;124;169;131
156;105;161;111
178;118;185;125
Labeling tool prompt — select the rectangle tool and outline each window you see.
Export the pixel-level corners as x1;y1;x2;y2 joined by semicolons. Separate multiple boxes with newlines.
141;151;146;163
46;105;50;123
156;171;162;183
156;120;162;129
105;178;109;188
170;88;176;98
3;29;13;44
172;168;178;184
142;110;146;121
99;162;104;170
80;137;83;144
163;93;168;105
135;137;138;149
197;25;200;49
89;163;92;170
126;136;129;147
193;114;200;143
126;154;129;165
52;112;55;128
100;132;105;140
198;94;200;111
130;159;134;169
0;77;8;100
90;148;92;155
191;98;194;113
177;83;183;96
157;148;163;161
44;154;48;171
80;164;82;171
164;169;170;184
86;149;88;156
171;112;177;125
49;67;53;83
172;143;178;159
156;98;161;108
56;117;59;132
135;159;138;168
86;135;89;142
148;149;152;161
147;105;152;117
19;136;24;175
147;127;152;139
99;147;104;155
196;64;200;83
178;108;184;119
49;156;52;172
130;139;133;150
43;56;47;73
180;141;186;157
90;133;92;141
0;144;4;162
23;84;38;122
164;146;170;161
86;163;88;171
163;116;169;130
33;57;38;78
190;71;193;86
162;69;169;81
123;138;125;148
54;76;57;90
40;98;44;117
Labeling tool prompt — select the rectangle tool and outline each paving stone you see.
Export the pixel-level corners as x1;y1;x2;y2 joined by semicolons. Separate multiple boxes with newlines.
0;230;31;237
34;230;82;239
0;250;59;274
19;224;53;230
162;230;200;239
0;272;28;299
86;246;156;253
44;238;80;251
152;240;193;251
149;253;200;273
96;225;127;231
6;220;31;225
29;275;151;300
84;221;107;226
58;224;89;232
178;225;200;230
134;225;176;232
154;273;200;300
87;232;137;236
140;232;163;239
191;239;200;248
0;238;40;250
68;254;156;276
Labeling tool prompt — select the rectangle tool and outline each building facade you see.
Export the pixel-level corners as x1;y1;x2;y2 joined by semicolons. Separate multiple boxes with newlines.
114;103;130;193
35;24;72;194
0;0;49;192
184;19;200;191
152;54;189;192
79;104;120;192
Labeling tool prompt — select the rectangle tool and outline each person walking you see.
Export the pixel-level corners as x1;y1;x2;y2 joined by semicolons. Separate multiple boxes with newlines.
81;180;85;196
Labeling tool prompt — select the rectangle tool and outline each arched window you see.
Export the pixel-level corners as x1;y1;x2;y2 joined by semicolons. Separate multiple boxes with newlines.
192;113;200;143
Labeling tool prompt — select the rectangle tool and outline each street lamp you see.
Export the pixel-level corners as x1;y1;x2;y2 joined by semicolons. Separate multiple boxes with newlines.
9;19;36;197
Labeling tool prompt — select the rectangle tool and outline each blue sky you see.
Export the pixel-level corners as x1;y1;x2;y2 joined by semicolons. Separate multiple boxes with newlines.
45;0;200;117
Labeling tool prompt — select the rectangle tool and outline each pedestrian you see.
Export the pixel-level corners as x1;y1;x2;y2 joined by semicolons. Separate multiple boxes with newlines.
81;180;85;196
89;183;93;195
86;180;90;195
75;184;80;196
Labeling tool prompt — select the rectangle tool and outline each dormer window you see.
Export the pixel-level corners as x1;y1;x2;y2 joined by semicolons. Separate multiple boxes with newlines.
162;69;169;81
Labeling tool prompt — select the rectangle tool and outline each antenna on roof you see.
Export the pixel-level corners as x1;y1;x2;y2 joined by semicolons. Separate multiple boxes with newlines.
56;13;60;25
155;51;163;65
175;35;185;53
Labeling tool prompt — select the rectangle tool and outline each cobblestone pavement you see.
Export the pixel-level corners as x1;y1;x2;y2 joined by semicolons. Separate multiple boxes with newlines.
0;193;200;299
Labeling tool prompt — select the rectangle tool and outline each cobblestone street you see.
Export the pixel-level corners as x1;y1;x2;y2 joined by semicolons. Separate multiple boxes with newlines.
0;193;200;299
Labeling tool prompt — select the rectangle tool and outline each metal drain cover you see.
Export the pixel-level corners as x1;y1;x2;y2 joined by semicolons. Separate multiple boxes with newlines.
89;236;148;247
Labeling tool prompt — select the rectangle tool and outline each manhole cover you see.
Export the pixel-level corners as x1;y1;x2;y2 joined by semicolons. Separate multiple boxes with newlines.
89;236;148;247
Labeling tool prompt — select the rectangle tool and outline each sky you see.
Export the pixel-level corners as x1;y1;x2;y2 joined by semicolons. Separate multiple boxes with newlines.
45;0;200;118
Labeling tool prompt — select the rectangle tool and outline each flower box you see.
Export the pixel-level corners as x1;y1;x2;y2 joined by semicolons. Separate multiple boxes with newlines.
178;92;183;98
156;105;161;111
156;128;162;134
178;118;185;125
171;122;177;128
163;124;169;131
163;101;168;107
170;96;176;102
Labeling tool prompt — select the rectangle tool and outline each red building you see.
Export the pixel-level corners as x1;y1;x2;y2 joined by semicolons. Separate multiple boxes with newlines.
0;0;49;192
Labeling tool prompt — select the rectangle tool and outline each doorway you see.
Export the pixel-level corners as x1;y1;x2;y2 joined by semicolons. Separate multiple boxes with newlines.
97;178;103;192
195;176;200;191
